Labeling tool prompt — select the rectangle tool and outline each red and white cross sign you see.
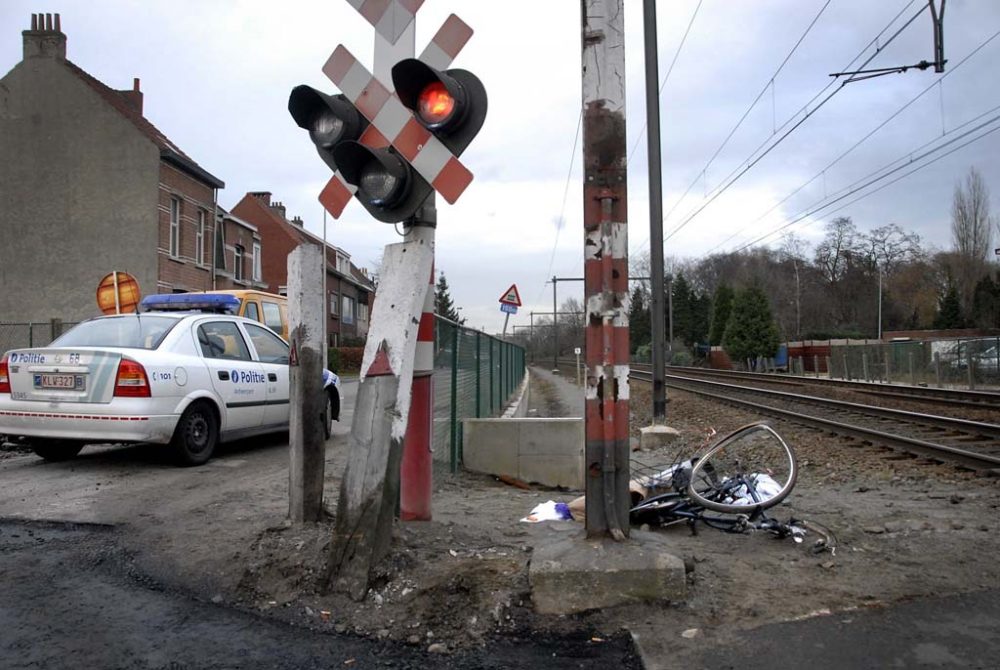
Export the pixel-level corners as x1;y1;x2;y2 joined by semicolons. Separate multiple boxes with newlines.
318;14;476;219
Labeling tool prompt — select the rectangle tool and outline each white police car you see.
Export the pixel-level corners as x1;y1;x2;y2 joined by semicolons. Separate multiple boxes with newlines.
0;294;340;465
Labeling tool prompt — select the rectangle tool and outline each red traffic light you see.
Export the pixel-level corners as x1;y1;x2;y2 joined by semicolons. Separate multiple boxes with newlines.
417;82;456;127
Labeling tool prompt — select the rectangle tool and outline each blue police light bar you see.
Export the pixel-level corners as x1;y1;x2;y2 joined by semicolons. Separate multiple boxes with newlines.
140;293;240;313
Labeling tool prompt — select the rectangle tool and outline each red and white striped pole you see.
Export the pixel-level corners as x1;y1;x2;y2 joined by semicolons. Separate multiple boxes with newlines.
401;257;435;520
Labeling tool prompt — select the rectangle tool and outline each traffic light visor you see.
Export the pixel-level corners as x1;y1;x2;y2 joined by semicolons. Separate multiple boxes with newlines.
288;86;365;151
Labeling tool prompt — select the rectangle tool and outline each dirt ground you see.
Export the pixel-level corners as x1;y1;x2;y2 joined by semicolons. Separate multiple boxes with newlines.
221;368;1000;655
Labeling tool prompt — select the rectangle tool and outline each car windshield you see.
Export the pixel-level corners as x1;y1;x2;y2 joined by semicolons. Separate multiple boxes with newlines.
52;315;179;350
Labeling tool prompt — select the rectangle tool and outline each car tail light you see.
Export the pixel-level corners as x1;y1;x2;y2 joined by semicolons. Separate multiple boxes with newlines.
0;354;9;394
114;357;150;398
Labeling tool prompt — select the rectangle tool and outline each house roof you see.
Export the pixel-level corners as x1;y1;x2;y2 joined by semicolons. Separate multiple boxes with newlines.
232;193;375;292
63;59;225;189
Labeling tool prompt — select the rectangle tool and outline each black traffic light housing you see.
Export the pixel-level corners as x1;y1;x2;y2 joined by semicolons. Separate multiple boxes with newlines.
392;59;487;157
333;143;433;224
287;85;368;173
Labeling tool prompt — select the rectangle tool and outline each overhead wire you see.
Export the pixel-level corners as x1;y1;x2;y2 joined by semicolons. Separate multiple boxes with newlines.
712;26;1000;253
660;0;929;246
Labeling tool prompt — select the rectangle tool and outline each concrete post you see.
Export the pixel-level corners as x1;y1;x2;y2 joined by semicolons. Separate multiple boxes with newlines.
862;352;869;381
908;351;916;386
967;347;975;390
934;351;942;387
288;244;326;523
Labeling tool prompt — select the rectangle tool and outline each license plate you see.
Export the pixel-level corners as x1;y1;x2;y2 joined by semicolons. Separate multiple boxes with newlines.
33;373;85;391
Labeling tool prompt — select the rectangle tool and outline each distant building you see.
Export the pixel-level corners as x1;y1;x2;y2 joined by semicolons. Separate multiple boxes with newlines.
0;13;233;322
230;192;375;346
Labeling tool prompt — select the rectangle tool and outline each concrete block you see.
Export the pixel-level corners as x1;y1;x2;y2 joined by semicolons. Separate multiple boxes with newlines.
462;419;518;476
639;424;681;451
462;418;584;489
529;529;686;614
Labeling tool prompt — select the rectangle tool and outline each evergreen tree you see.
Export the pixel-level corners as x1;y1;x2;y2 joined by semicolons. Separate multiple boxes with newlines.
670;274;693;345
722;286;779;369
708;283;734;345
933;285;965;329
628;285;651;354
971;274;1000;328
434;273;465;324
691;292;712;347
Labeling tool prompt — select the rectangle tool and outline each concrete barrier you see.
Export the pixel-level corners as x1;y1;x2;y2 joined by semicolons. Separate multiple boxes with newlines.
462;416;584;489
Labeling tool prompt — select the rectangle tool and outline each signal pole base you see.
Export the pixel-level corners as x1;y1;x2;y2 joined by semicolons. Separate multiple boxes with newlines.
638;424;681;452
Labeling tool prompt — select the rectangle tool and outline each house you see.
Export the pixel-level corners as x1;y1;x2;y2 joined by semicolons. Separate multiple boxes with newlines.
0;13;235;322
229;192;374;346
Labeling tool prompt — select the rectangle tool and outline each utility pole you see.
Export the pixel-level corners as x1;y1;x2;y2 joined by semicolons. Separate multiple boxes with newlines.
582;0;630;540
643;0;667;422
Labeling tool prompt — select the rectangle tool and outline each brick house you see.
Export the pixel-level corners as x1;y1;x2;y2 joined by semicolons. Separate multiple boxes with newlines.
230;192;374;346
0;13;229;322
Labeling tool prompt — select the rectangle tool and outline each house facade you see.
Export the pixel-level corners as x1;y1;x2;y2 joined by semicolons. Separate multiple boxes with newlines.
0;14;225;322
230;192;374;346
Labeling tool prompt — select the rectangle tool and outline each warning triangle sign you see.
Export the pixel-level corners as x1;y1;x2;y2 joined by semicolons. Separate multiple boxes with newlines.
498;284;522;307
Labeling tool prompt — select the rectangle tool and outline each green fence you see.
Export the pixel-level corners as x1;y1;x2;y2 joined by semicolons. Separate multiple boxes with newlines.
433;316;526;472
829;336;1000;389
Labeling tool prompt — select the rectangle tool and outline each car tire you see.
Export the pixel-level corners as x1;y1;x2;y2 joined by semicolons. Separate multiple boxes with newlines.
171;401;218;466
31;439;84;462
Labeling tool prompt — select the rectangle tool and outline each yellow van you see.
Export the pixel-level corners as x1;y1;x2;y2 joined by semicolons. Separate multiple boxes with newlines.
200;290;289;340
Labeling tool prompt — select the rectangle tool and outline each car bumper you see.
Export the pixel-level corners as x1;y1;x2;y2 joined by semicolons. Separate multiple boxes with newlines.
0;402;178;444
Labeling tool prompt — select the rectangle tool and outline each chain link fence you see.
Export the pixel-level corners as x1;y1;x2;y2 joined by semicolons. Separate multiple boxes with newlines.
827;337;1000;390
434;316;526;472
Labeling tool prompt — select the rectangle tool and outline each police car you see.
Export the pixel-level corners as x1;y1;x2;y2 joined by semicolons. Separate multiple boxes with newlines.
0;294;340;465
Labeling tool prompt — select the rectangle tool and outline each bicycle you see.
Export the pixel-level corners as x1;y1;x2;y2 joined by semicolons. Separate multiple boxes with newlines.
629;421;834;551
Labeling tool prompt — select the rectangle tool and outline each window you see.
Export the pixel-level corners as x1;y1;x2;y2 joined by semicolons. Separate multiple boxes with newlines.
337;254;350;274
262;301;283;331
358;303;369;322
252;241;262;282
234;245;244;281
169;198;181;257
244;301;260;323
196;321;252;361
329;292;339;316
196;210;205;264
342;295;355;325
329;332;339;347
244;323;289;364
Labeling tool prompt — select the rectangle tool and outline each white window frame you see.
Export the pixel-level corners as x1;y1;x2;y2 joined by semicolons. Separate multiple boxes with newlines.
196;210;205;265
169;198;181;258
358;303;369;322
234;244;244;281
329;291;339;316
252;241;262;282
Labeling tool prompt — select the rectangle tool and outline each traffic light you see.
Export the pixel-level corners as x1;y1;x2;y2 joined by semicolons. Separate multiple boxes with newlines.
290;54;487;224
287;86;367;174
392;60;487;158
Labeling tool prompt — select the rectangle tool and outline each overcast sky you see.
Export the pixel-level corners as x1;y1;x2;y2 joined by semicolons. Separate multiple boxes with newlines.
3;1;999;332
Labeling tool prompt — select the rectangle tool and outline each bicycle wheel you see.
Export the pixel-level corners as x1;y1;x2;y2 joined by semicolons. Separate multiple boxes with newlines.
687;422;797;514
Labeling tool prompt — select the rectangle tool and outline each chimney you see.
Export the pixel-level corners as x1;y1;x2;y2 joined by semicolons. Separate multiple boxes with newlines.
23;13;67;61
290;216;304;227
270;201;287;219
118;78;144;115
249;191;272;206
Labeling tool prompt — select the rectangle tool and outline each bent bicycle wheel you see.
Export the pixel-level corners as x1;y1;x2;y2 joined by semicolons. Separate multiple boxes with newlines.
687;421;797;514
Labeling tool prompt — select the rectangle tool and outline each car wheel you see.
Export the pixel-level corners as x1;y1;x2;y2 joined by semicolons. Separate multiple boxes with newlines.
31;439;84;462
171;401;218;466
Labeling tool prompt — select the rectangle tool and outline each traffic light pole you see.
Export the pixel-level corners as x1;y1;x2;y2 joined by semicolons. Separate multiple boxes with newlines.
582;0;630;540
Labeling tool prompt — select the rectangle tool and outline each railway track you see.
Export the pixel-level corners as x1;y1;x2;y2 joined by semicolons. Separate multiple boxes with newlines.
626;366;1000;474
630;363;1000;410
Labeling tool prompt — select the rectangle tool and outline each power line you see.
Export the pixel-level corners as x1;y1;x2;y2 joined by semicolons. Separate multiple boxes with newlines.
627;0;704;166
661;1;929;246
534;109;583;306
712;26;1000;253
632;0;899;258
731;114;1000;252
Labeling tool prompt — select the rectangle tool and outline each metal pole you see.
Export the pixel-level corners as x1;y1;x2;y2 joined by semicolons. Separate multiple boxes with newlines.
877;265;882;340
475;331;482;418
667;275;674;357
552;276;558;371
643;0;666;423
449;322;459;472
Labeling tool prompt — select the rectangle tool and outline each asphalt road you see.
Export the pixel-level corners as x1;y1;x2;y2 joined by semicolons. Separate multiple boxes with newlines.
0;379;638;670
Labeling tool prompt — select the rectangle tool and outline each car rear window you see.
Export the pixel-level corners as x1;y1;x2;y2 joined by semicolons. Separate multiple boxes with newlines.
52;315;179;350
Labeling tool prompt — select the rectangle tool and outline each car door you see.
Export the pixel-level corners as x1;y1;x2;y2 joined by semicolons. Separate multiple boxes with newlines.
242;322;291;428
195;320;266;433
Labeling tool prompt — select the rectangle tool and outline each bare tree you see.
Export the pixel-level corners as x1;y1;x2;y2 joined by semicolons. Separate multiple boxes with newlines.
951;167;994;310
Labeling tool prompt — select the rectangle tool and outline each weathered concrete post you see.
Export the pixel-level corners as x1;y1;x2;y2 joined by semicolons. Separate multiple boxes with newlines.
288;244;326;523
582;0;630;540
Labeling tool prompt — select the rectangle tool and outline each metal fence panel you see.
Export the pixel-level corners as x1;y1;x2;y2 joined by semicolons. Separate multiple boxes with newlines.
830;336;1000;389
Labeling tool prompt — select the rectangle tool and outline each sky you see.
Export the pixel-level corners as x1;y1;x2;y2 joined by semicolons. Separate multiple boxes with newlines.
2;0;999;333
